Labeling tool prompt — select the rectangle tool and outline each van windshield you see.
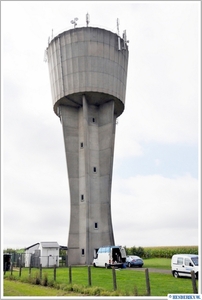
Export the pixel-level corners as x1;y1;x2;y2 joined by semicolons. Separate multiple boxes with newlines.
191;257;198;266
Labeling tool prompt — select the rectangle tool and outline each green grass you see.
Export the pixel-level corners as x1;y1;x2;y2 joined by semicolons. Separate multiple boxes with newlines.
4;260;198;297
143;258;171;269
4;279;83;296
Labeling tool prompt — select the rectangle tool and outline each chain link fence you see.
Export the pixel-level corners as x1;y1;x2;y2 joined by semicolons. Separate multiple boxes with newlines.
4;252;67;269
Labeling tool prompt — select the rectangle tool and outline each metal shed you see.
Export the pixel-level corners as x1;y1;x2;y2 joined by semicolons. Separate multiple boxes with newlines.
24;241;59;267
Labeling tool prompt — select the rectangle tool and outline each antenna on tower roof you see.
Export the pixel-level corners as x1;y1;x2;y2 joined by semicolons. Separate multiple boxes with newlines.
86;13;90;27
71;17;78;28
44;49;48;62
117;18;120;36
117;18;121;51
122;30;129;50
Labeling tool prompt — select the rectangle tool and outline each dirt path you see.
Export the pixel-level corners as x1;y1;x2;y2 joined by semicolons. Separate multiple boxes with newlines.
127;267;171;274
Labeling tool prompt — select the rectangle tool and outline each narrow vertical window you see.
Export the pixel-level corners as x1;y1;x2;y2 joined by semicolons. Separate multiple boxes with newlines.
81;194;84;201
93;167;96;173
80;142;83;148
81;248;85;256
92;118;95;122
94;222;98;229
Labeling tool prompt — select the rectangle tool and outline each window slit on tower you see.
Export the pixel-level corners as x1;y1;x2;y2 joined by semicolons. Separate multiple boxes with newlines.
93;167;96;173
81;194;84;201
92;117;95;123
94;222;98;229
80;142;83;148
81;249;85;256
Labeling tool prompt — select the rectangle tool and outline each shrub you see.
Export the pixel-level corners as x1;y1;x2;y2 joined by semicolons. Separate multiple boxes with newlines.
143;246;198;258
42;273;48;286
90;286;105;296
72;284;80;292
60;284;73;291
126;246;198;258
126;246;145;257
33;272;41;285
47;279;55;287
6;275;16;281
100;290;112;296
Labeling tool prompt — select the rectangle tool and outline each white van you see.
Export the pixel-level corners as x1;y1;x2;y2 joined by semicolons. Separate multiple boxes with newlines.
171;254;199;279
93;245;126;268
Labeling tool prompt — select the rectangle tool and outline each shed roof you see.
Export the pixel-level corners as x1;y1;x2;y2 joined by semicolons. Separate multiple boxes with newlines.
40;242;59;248
24;243;39;251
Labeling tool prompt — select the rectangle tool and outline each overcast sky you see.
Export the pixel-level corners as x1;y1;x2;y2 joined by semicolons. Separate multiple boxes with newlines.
2;1;200;250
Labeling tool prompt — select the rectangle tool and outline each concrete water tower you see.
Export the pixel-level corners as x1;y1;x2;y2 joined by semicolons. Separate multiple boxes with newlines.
46;17;129;265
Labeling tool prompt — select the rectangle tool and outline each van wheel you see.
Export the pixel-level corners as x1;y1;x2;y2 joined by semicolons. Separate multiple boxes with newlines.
173;271;179;278
93;263;96;267
105;264;108;269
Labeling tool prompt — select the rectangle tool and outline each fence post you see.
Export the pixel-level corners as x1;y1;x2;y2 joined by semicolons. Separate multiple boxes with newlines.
4;262;7;275
112;267;117;291
54;264;56;281
69;265;72;284
19;265;22;277
10;263;13;276
88;265;92;286
29;264;31;276
191;271;197;294
145;268;151;296
39;264;42;280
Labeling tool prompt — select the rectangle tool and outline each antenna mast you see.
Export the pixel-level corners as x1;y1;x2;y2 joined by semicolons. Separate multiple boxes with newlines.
117;18;120;36
71;17;78;28
122;30;129;50
117;18;121;51
86;13;90;27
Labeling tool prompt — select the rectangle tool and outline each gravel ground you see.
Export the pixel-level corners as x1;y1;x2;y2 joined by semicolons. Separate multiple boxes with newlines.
126;267;171;274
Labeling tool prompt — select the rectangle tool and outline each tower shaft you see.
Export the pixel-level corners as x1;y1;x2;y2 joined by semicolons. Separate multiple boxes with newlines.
60;96;115;264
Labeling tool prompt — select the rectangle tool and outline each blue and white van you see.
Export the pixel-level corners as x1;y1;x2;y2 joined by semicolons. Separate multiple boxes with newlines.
93;245;126;268
171;254;199;279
